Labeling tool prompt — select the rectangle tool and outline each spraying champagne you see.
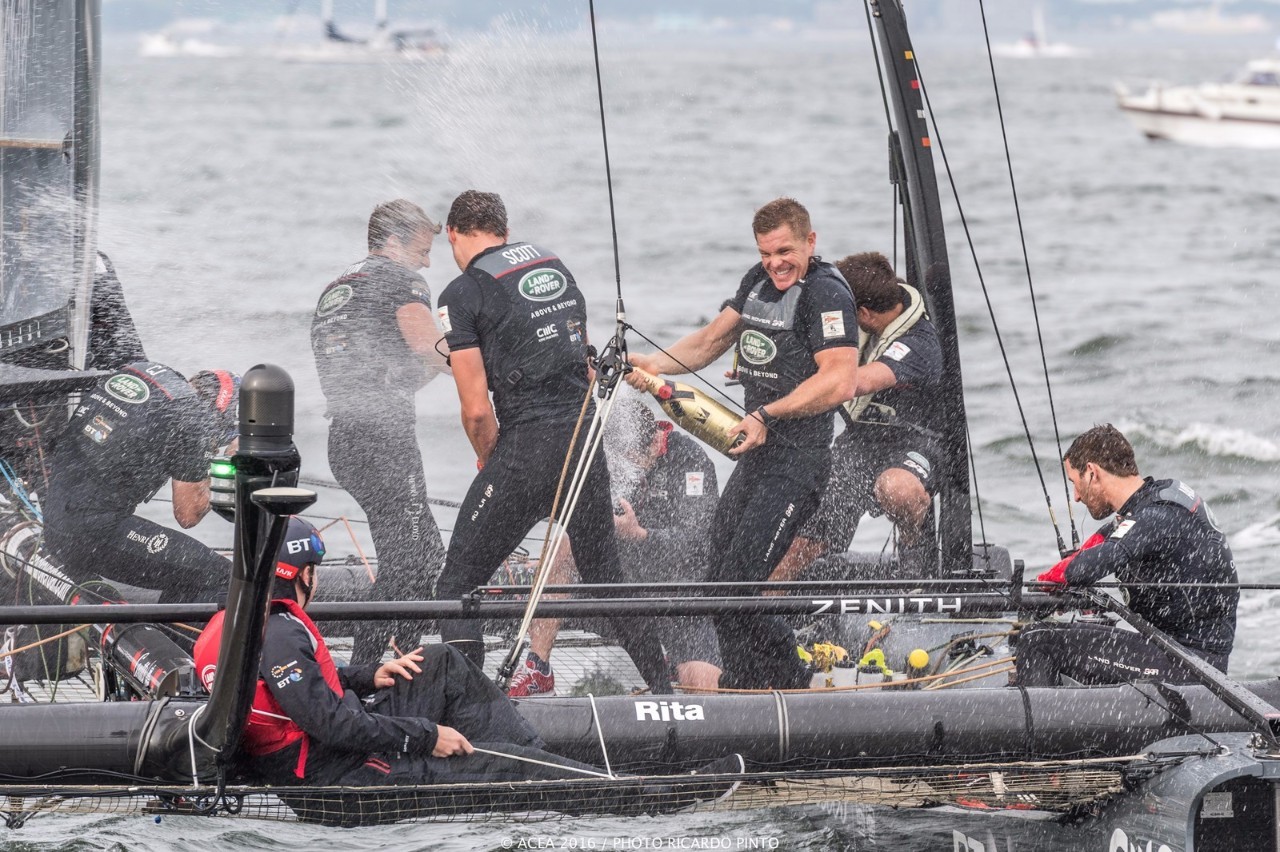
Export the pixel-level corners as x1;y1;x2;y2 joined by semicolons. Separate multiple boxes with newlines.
627;366;746;458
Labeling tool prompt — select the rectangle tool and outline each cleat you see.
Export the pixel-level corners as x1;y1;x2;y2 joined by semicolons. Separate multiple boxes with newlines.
507;655;556;697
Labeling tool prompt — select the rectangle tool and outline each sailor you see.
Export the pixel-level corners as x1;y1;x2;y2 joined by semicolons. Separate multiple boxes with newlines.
1014;424;1239;686
509;395;724;696
771;251;944;583
41;362;239;603
311;199;450;665
627;197;859;690
193;519;617;791
433;190;671;694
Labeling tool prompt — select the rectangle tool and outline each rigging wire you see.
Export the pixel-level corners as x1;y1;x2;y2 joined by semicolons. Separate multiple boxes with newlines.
588;0;624;306
860;0;901;270
494;0;632;688
910;58;1070;560
975;0;1078;552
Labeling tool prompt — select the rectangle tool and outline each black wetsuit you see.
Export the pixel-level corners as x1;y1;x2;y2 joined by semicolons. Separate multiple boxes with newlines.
1016;477;1238;686
713;260;858;690
42;362;228;603
311;254;446;664
616;429;721;668
802;288;944;568
435;242;670;693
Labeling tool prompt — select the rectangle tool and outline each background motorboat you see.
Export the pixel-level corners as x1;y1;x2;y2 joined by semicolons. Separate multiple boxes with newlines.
1117;57;1280;148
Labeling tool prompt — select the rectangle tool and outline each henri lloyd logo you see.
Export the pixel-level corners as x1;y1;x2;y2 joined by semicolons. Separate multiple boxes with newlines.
518;269;568;302
105;374;150;405
739;330;776;365
317;284;353;317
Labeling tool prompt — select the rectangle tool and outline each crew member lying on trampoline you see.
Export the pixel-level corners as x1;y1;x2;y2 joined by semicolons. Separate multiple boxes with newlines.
194;518;743;823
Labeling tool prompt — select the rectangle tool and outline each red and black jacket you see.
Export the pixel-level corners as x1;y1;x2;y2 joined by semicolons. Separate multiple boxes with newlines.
194;598;440;784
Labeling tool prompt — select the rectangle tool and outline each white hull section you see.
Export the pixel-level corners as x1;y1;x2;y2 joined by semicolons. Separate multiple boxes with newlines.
1119;103;1280;148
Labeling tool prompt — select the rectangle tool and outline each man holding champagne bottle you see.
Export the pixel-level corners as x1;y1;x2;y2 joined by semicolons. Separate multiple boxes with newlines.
626;197;858;690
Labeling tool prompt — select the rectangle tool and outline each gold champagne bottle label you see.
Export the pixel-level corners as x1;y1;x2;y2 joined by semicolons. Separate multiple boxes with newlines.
629;367;746;458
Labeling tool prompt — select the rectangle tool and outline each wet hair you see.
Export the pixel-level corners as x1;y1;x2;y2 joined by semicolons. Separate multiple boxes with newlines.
446;190;508;237
836;252;903;313
367;199;440;252
752;197;811;240
1064;424;1140;477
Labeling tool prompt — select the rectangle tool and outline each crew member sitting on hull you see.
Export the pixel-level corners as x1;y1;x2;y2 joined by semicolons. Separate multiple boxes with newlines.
42;362;239;603
770;251;944;584
434;190;671;694
1014;424;1238;686
312;199;451;666
193;519;745;820
627;197;859;691
509;394;724;696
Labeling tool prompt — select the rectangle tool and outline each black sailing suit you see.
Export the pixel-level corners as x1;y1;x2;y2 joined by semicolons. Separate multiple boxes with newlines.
435;242;670;693
800;286;945;570
714;259;858;689
311;254;446;665
1016;477;1238;686
42;362;229;603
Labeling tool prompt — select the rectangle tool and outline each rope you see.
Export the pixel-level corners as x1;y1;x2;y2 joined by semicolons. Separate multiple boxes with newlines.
588;692;615;778
471;746;613;780
496;376;599;687
0;623;89;661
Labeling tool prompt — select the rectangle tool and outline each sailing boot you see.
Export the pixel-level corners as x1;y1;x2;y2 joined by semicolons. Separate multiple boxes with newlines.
507;651;556;697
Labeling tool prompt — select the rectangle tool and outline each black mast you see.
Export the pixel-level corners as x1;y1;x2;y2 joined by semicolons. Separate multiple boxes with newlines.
868;0;972;573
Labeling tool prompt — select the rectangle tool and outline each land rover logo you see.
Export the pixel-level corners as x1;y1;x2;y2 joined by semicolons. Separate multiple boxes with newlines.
317;284;354;317
105;374;150;404
518;269;568;302
739;330;777;365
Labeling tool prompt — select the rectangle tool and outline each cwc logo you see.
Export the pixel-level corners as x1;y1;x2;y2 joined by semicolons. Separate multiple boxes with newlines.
738;330;777;365
317;284;354;317
518;269;568;302
105;374;150;404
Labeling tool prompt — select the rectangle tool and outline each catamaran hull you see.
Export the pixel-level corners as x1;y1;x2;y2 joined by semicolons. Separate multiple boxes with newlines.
517;682;1280;768
762;734;1280;852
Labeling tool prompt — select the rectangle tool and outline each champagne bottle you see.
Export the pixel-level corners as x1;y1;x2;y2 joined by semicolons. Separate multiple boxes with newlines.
628;367;746;458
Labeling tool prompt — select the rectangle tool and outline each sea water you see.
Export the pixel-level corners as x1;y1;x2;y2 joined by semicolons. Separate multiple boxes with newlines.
17;21;1280;851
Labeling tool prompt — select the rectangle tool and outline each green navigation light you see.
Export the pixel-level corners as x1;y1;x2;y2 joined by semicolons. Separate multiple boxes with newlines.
210;461;236;478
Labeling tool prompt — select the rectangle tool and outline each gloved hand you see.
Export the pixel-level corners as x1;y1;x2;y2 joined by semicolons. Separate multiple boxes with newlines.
1036;531;1106;586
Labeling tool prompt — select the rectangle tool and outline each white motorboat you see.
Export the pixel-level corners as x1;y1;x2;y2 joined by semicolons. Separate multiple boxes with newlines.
1116;58;1280;148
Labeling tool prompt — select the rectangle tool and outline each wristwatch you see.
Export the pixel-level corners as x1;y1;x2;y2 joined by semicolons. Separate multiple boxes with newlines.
755;406;779;428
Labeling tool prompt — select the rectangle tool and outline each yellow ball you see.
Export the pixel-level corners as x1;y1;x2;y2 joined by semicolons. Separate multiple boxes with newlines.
908;649;930;670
